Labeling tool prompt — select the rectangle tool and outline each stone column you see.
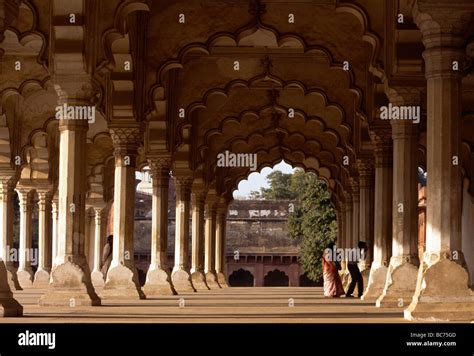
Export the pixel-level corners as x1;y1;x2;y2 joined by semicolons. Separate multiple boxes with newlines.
350;180;360;248
16;188;33;289
171;176;195;293
362;128;393;301
33;190;52;287
0;178;20;290
51;196;58;269
190;188;209;291
406;1;474;320
377;90;420;308
0;0;23;317
204;198;220;288
102;127;144;300
143;158;175;296
39;103;100;306
342;195;353;289
91;207;105;288
357;159;375;275
215;204;228;287
338;205;347;278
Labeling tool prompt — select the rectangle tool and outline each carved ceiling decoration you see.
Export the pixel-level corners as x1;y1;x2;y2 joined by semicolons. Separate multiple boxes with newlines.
0;0;473;206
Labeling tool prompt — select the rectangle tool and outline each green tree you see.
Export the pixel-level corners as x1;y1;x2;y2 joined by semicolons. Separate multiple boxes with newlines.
260;170;298;200
288;170;337;281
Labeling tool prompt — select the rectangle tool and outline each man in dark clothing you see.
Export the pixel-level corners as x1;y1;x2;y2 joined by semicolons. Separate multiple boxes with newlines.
345;241;367;298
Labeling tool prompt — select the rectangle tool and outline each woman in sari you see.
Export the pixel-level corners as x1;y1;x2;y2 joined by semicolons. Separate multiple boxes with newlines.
322;242;345;297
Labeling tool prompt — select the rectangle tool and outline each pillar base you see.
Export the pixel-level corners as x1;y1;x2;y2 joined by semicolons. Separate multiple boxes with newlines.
342;272;351;291
101;264;145;300
205;271;221;289
91;270;105;288
39;260;101;306
404;258;474;321
17;269;33;289
33;268;50;288
143;267;176;296
217;272;228;287
0;263;23;317
171;269;195;293
191;271;209;291
376;261;418;308
359;264;370;292
361;265;388;301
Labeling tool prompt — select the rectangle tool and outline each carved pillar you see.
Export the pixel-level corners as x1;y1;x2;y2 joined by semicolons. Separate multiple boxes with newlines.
91;207;105;288
377;88;421;308
362;128;393;301
350;179;360;248
0;0;23;318
0;179;22;314
215;202;228;287
171;175;195;293
51;195;58;269
16;188;33;289
40;93;100;306
143;157;175;296
342;194;353;289
190;187;208;291
406;1;474;320
357;158;375;273
338;204;347;279
204;197;220;289
102;127;144;300
33;190;52;287
0;178;20;290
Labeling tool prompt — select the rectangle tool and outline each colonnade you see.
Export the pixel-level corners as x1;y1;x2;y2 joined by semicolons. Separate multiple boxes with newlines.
336;2;474;320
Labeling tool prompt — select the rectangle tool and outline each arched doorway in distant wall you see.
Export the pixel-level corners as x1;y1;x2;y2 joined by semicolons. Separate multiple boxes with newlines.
229;269;254;287
264;269;289;287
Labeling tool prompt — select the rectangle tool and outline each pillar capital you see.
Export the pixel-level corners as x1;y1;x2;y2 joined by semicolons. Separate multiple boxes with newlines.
356;158;375;175
413;0;473;49
36;190;53;212
344;192;353;206
204;200;217;219
0;176;15;197
148;156;171;173
356;159;375;188
348;178;360;197
391;120;419;140
173;175;193;188
15;187;32;206
191;188;206;205
385;86;424;106
370;126;393;167
110;127;141;158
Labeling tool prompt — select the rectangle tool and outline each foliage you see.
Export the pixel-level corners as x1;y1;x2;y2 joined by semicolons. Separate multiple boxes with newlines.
287;169;337;281
259;170;298;200
249;167;337;281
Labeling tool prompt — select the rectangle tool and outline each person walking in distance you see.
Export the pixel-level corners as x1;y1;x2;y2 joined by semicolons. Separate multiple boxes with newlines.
345;241;367;298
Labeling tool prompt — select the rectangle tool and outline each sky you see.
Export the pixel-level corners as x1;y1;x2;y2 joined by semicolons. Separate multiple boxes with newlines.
233;160;295;199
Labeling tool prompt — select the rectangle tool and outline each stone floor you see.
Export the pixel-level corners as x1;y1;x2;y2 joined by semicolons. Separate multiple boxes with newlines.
0;287;411;323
